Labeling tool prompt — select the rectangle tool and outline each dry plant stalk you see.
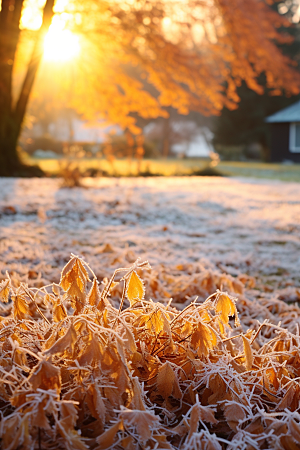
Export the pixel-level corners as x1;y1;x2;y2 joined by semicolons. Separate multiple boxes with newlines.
1;255;300;449
59;162;84;188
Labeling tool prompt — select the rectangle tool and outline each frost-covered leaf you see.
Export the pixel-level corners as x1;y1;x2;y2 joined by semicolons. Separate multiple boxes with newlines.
157;361;176;399
78;335;102;366
126;271;145;306
87;277;101;307
120;409;160;442
95;421;122;450
28;359;61;392
224;403;245;431
190;322;217;357
215;293;240;333
44;323;77;357
242;335;253;371
12;294;30;320
52;300;68;322
188;404;217;440
0;279;10;303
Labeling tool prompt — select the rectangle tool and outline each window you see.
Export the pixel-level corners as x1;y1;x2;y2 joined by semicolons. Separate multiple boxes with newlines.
289;122;300;152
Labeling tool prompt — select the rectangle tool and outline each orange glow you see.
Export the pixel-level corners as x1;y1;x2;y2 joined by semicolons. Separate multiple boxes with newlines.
43;28;80;62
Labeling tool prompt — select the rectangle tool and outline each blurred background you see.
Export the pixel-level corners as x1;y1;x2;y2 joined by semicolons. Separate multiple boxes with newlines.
1;0;300;179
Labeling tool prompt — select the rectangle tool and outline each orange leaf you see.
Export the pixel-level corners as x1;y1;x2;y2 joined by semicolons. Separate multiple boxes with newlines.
157;361;176;399
242;335;253;371
191;322;217;357
215;293;239;333
0;280;10;303
87;278;101;307
126;271;145;306
12;294;30;320
44;323;77;357
95;420;122;450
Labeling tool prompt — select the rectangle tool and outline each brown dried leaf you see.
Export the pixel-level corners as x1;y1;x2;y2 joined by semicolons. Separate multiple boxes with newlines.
277;385;300;411
33;401;51;430
188;404;218;439
56;420;88;450
290;418;300;444
120;409;160;442
224;403;245;431
131;376;146;410
87;384;106;424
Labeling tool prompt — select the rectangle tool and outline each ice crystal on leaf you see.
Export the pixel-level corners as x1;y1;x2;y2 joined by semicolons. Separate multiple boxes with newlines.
0;254;300;449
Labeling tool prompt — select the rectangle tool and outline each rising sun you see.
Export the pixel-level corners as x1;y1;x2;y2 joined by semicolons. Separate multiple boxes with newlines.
43;29;80;62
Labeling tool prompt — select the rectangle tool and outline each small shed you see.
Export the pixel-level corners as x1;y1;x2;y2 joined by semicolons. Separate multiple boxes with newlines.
266;100;300;162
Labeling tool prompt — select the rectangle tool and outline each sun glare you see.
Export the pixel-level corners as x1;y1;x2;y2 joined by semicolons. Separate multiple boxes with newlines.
44;29;80;63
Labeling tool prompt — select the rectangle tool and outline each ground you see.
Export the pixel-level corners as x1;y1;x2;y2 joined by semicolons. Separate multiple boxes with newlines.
2;175;300;449
1;176;299;307
24;155;300;181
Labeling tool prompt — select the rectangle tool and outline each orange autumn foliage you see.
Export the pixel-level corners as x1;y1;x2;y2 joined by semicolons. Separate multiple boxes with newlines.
1;255;300;449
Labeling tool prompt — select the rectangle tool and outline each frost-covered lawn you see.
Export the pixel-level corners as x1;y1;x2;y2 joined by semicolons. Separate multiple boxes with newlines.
0;176;299;306
26;156;300;181
2;176;300;450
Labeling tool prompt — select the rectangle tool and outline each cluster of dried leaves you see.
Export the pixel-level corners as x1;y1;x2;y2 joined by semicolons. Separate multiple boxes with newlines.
1;255;300;450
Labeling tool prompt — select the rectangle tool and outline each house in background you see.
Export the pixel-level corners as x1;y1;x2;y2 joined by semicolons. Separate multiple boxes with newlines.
266;100;300;162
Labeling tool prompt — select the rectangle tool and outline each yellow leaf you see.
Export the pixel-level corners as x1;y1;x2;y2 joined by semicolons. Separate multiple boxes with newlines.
13;294;30;320
0;280;10;303
52;300;67;322
242;335;253;371
60;256;90;296
215;293;239;333
126;271;145;306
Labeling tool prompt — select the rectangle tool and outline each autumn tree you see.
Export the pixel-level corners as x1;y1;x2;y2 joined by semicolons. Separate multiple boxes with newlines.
0;0;300;175
213;1;300;161
0;0;55;175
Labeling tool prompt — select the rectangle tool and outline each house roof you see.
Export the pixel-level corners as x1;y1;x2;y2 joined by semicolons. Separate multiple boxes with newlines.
266;100;300;123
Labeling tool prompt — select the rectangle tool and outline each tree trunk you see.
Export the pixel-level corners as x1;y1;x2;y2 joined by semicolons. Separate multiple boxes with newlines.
0;0;55;176
0;113;19;175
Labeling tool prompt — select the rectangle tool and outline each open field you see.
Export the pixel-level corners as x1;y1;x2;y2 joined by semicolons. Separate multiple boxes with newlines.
25;156;300;181
1;176;299;298
1;176;300;449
